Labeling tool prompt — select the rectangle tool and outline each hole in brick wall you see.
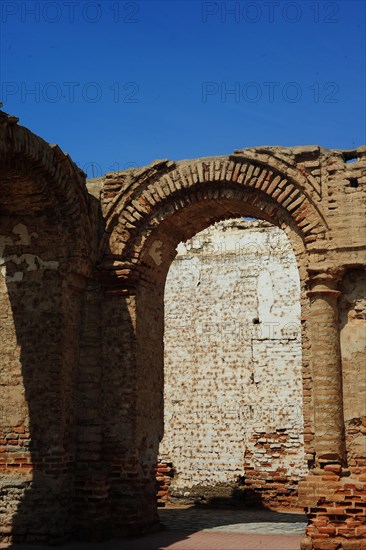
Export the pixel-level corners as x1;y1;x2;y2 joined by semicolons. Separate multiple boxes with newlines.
252;317;260;324
344;155;358;163
349;179;359;188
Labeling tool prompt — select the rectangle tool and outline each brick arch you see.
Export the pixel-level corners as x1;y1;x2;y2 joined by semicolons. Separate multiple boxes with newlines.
99;154;328;286
0;118;91;269
1;114;364;546
98;154;324;536
0;117;95;541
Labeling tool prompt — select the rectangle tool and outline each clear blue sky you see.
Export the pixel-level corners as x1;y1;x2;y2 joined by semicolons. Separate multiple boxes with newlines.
1;0;365;176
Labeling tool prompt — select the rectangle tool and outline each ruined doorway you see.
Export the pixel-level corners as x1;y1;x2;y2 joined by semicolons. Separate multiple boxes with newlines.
157;218;307;509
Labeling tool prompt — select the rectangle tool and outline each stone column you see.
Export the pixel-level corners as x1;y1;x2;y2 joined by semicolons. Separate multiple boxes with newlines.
307;270;346;465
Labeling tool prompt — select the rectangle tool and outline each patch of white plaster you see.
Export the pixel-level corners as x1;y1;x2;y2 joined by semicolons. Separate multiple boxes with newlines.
149;240;163;266
13;224;30;245
176;242;187;255
5;271;24;283
161;219;306;489
0;253;59;282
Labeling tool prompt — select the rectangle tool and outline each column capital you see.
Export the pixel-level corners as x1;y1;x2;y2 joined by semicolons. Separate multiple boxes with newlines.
306;267;343;297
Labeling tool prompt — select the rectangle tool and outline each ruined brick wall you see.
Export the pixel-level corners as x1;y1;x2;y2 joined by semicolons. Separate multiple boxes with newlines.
339;270;366;468
159;218;307;507
0;115;92;543
1;116;366;549
0;214;85;541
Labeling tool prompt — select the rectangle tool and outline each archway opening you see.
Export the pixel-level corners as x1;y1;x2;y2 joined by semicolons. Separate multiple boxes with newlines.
156;216;308;516
107;183;313;534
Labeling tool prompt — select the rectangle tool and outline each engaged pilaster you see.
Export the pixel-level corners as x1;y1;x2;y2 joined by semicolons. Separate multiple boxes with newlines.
307;269;346;465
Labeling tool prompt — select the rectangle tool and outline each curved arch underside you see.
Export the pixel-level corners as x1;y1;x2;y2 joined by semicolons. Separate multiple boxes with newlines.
99;156;329;287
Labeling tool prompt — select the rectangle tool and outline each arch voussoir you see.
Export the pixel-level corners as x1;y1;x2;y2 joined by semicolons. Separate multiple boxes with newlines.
100;154;329;271
271;178;288;199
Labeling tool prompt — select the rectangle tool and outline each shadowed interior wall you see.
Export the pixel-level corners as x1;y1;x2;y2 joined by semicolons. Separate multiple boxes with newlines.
0;213;84;541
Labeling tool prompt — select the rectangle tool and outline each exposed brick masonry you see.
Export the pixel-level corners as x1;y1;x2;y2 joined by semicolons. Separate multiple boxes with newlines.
0;112;365;548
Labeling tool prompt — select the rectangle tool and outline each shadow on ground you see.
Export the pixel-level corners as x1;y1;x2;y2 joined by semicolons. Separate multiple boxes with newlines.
0;497;307;550
2;506;306;550
3;491;306;549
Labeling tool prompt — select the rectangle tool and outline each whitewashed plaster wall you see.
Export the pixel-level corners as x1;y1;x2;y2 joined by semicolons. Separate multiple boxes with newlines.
160;218;307;493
